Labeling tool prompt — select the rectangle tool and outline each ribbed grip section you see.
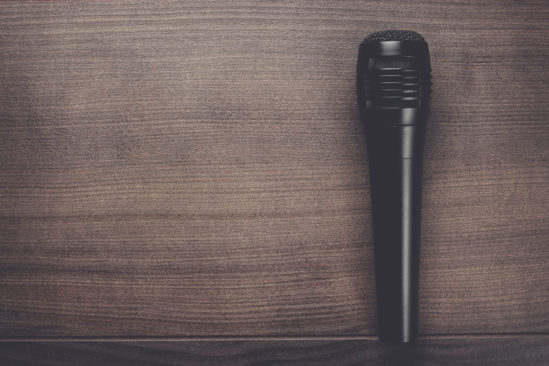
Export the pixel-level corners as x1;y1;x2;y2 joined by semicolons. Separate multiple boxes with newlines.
362;60;422;109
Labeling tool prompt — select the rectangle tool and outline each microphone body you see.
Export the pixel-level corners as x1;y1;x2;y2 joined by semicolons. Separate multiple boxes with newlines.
356;31;431;343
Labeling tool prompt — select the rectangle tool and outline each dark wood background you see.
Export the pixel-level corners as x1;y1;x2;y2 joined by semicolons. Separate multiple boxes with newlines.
1;0;548;364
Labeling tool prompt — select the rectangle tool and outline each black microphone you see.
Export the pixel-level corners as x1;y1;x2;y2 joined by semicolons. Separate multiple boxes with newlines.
356;30;431;343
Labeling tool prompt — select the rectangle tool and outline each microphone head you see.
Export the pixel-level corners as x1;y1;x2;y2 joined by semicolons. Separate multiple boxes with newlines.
357;30;431;125
362;30;425;43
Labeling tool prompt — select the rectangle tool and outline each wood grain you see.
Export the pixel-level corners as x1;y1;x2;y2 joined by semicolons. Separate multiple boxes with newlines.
1;337;548;366
0;0;548;340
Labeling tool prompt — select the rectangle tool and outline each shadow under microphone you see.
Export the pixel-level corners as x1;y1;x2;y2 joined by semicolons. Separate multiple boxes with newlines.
356;30;432;343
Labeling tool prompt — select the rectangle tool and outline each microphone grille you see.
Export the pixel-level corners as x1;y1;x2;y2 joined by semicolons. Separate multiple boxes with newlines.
362;67;422;109
362;30;425;43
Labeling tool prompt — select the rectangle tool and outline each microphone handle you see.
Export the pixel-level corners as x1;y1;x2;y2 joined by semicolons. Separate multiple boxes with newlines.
367;123;424;343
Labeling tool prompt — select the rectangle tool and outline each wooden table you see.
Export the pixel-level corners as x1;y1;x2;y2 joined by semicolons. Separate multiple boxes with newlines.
1;1;548;364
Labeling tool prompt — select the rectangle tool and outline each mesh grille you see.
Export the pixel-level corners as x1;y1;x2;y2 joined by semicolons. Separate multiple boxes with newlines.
362;30;425;43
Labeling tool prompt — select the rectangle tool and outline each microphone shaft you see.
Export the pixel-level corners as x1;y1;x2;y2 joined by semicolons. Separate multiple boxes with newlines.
367;123;423;342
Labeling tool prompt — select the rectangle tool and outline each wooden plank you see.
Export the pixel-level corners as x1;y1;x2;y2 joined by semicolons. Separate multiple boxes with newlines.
0;0;548;337
0;337;548;366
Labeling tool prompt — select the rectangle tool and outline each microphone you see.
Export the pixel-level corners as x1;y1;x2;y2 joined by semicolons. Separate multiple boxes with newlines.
356;30;431;343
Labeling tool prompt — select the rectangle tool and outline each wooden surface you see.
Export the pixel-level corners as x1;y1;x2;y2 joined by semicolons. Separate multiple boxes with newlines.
1;337;548;366
1;0;548;363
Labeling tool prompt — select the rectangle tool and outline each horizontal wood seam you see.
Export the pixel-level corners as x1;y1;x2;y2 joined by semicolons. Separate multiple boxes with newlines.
1;333;548;342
